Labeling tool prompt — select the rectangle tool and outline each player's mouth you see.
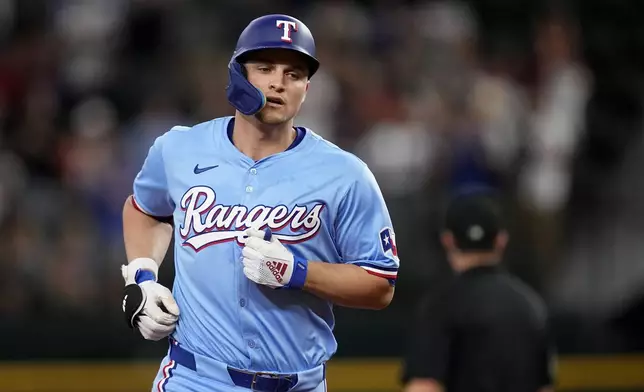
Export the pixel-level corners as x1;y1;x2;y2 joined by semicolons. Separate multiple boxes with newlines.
266;96;285;107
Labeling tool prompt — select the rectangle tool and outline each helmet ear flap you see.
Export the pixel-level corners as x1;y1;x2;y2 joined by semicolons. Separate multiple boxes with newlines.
226;60;266;116
236;54;249;77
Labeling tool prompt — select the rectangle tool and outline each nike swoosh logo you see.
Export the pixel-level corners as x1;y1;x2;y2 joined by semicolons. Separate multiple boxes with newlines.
193;164;219;174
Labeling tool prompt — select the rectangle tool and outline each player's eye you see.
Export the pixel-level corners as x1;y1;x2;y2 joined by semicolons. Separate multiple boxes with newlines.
257;65;271;72
286;71;304;80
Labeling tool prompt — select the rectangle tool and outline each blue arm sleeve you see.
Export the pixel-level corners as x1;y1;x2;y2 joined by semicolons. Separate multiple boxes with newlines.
334;164;400;284
132;135;175;219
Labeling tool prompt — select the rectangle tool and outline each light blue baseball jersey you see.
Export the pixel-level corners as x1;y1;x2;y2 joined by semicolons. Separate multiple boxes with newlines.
132;116;400;373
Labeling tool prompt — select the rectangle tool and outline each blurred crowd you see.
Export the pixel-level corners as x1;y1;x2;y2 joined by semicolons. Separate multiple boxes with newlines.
1;0;643;358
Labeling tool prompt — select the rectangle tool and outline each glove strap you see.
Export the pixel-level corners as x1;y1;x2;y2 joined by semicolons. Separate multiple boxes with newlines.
135;270;156;284
286;256;308;289
122;257;159;285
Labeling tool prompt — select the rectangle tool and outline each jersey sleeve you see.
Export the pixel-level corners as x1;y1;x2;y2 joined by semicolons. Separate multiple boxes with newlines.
132;134;175;219
334;163;400;284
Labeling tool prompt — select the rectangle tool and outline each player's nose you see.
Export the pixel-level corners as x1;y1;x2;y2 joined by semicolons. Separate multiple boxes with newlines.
268;79;285;92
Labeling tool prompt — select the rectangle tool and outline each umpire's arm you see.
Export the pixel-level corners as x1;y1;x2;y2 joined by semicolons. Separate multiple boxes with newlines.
401;293;450;392
537;326;557;392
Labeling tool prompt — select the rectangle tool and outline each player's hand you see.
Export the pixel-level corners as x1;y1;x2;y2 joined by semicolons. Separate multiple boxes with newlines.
241;228;308;289
121;258;180;341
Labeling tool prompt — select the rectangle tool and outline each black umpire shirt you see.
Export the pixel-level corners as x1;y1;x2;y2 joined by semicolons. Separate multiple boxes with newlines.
402;265;554;392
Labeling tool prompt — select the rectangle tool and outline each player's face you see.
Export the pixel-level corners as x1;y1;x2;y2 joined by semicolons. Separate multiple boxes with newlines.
243;49;310;125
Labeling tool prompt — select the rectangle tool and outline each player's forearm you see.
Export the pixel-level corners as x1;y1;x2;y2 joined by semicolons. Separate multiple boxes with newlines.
303;262;394;309
123;195;173;265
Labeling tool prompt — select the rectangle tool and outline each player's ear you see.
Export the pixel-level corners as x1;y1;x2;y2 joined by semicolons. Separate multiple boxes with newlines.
440;231;456;251
495;230;509;251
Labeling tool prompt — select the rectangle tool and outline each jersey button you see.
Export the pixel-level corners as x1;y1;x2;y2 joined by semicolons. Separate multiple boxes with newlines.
245;186;253;193
248;340;256;348
239;298;246;307
250;168;257;175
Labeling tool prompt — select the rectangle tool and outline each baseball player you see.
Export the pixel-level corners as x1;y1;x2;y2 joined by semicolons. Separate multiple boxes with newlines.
120;14;400;392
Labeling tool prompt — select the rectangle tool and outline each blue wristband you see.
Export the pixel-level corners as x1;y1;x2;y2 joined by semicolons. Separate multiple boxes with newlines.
135;269;156;284
286;256;308;289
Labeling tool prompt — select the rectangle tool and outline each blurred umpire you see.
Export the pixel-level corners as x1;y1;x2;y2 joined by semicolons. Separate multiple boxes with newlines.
402;191;555;392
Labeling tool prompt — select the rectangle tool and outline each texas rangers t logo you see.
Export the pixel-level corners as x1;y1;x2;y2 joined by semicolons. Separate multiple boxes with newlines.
276;20;298;43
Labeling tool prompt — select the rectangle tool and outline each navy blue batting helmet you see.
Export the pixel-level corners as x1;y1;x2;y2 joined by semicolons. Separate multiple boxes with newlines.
226;14;319;116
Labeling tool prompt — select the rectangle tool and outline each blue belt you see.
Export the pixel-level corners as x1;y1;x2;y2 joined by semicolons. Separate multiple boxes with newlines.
169;340;298;392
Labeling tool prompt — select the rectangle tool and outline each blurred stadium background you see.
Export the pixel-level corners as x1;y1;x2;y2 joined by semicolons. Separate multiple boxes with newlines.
1;0;644;391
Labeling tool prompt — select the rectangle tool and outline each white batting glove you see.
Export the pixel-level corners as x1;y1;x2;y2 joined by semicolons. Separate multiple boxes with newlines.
121;258;180;341
242;228;309;289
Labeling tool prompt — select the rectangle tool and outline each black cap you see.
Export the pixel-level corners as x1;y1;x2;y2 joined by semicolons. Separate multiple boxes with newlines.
443;191;505;251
